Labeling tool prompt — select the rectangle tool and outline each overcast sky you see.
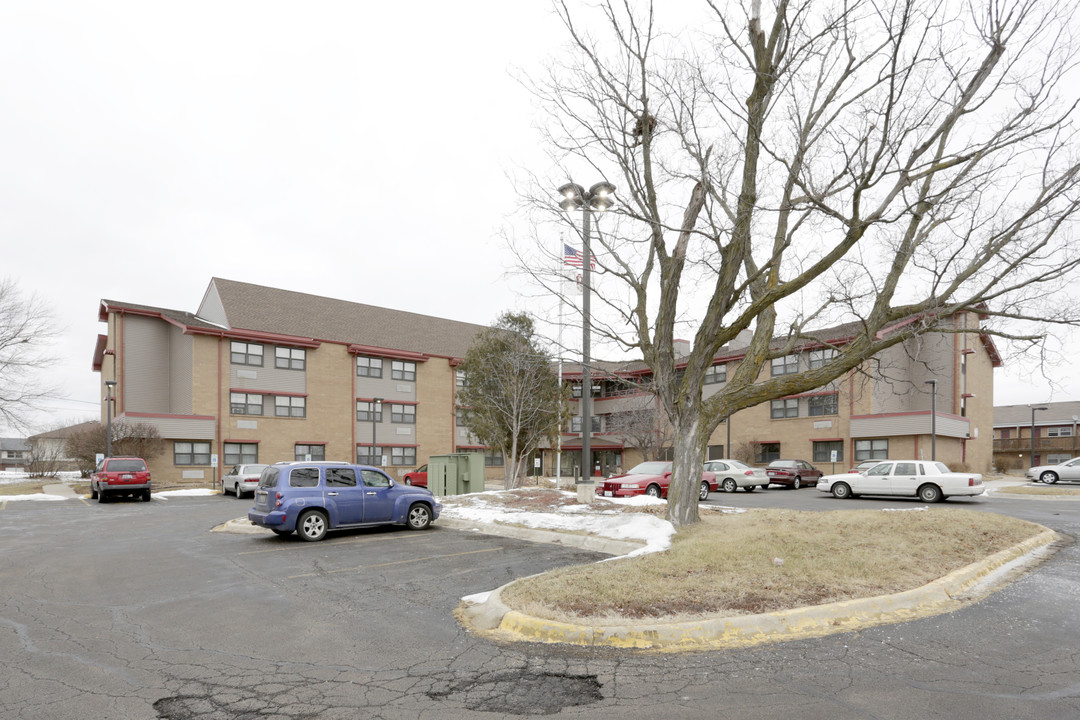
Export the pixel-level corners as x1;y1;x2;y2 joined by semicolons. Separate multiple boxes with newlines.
1;1;1077;436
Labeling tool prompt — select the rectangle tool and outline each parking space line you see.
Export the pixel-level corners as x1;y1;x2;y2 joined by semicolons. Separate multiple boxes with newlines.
287;547;501;579
238;533;429;556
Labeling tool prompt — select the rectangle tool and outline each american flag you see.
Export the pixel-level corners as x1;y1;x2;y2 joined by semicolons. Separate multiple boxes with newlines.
564;243;596;270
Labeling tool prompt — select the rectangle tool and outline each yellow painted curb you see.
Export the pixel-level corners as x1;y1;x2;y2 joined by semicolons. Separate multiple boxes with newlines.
468;528;1060;652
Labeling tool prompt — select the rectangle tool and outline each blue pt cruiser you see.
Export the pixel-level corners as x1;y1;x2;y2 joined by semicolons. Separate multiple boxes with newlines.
248;461;441;541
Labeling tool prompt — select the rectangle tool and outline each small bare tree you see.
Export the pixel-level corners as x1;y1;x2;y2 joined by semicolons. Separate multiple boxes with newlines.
458;313;570;489
605;395;675;462
516;0;1080;527
0;278;57;431
65;421;164;476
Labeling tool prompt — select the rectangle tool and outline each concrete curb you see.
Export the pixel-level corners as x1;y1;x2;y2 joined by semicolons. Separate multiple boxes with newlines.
458;528;1061;652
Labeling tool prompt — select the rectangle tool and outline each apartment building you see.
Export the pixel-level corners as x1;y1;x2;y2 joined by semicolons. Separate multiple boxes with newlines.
993;401;1080;471
553;313;998;476
93;278;497;486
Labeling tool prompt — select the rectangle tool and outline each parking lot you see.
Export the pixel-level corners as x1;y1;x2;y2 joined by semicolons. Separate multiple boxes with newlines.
1;489;1078;719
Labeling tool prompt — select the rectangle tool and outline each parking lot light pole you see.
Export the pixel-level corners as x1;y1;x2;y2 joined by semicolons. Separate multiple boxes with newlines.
924;379;937;460
558;180;615;487
1030;405;1048;467
105;380;117;458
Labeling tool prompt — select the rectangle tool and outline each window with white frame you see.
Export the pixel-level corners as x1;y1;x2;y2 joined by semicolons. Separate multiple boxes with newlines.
231;341;263;366
356;446;382;465
174;441;211;466
356;356;383;378
808;393;839;416
295;444;325;461
275;396;306;418
770;398;798;419
704;363;727;385
771;354;798;376
391;446;416;466
230;392;264;415
813;440;844;463
391;360;416;381
456;370;466;388
356;401;383;422
275;347;306;370
224;442;258;465
571;416;602;433
1047;426;1073;437
808;348;837;369
390;404;416;424
854;438;889;460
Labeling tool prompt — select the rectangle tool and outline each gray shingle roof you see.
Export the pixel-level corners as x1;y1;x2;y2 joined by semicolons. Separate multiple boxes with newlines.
994;402;1080;427
210;278;490;359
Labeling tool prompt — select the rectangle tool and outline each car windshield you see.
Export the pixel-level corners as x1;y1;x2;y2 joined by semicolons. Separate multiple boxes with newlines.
108;459;146;472
627;461;671;475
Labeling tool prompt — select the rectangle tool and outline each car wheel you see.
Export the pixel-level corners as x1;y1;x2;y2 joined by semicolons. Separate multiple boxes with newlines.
744;484;756;492
698;481;711;501
97;489;108;503
832;482;852;499
918;484;943;503
142;490;151;502
645;484;662;498
90;484;98;500
792;477;802;490
235;484;245;499
407;503;432;530
722;478;738;493
405;478;412;485
1040;471;1059;484
297;510;329;542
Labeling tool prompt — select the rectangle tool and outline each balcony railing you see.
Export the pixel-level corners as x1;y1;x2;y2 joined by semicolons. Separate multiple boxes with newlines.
994;437;1078;453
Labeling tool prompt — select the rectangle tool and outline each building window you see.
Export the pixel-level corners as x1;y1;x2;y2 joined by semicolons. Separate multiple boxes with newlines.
356;401;383;422
391;446;416;466
390;404;416;424
485;450;504;467
571;384;582;399
704;364;727;385
808;394;839;416
756;442;781;464
456;407;471;426
571;416;602;433
356;356;383;378
174;441;211;466
770;398;798;419
813;441;844;463
357;446;382;465
231;341;264;366
391;360;416;381
854;439;889;461
1047;426;1073;437
230;392;264;415
295;444;325;461
456;370;466;388
1047;453;1072;465
275;396;306;418
224;442;258;465
275;347;306;371
771;354;798;376
808;348;837;369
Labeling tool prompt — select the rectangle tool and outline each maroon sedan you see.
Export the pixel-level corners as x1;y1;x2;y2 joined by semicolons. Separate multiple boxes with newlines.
596;461;718;500
765;459;822;488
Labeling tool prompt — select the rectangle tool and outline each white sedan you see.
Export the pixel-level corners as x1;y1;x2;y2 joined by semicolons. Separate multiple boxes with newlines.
817;460;984;502
1025;457;1080;484
703;459;771;492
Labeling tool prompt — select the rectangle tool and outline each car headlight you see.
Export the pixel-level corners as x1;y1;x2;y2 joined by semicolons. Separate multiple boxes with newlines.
622;483;640;489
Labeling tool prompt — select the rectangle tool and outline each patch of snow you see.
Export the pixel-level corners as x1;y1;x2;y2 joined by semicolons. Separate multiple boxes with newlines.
1;493;68;502
155;489;217;499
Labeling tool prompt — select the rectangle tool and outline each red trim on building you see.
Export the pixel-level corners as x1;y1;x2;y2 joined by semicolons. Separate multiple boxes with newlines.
348;344;429;362
224;439;261;444
851;410;967;422
294;441;326;445
229;388;308;398
355;442;419;448
122;411;216;420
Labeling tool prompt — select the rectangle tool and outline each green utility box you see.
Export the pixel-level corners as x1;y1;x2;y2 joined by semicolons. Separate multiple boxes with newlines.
427;452;486;496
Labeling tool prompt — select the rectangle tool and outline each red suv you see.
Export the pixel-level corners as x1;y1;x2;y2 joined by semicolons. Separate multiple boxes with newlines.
91;457;152;503
765;459;822;489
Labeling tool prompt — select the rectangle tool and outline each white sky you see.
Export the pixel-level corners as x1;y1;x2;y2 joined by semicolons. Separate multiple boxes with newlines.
1;1;1077;436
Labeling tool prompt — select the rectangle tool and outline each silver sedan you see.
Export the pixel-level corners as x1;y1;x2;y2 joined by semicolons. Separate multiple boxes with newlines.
1025;457;1080;484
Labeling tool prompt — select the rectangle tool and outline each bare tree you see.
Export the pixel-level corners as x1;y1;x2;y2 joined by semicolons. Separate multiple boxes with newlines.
65;421;165;476
516;0;1080;526
458;313;570;489
0;278;57;431
605;395;675;462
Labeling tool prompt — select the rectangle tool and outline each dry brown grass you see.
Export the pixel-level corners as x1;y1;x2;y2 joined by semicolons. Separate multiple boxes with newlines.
995;484;1080;496
500;507;1042;623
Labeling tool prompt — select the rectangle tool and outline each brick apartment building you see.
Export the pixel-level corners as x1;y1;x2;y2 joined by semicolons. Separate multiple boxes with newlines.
94;279;998;486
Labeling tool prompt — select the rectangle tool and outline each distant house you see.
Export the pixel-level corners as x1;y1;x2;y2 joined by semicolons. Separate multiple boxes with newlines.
0;438;30;471
993;402;1080;470
27;422;97;473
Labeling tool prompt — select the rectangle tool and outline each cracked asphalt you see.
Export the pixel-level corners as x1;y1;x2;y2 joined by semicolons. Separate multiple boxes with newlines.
0;490;1077;719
